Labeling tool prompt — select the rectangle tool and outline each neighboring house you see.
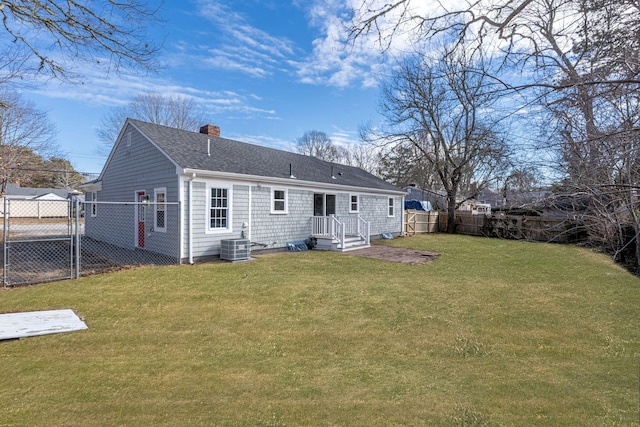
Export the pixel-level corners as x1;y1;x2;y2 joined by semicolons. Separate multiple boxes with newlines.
405;185;491;215
2;183;77;200
404;185;443;211
81;119;405;263
477;187;505;209
2;183;81;218
457;201;492;215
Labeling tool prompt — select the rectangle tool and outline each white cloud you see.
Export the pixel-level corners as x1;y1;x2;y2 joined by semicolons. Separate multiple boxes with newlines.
24;66;278;120
193;0;298;78
294;0;470;88
329;127;360;147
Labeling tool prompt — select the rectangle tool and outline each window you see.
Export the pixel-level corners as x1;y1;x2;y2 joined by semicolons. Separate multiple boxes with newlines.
388;197;395;217
350;194;359;213
90;192;97;217
154;188;166;232
271;188;288;214
209;187;229;230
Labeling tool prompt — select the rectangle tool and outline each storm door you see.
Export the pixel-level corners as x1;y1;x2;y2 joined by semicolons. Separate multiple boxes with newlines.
313;193;336;216
136;191;146;248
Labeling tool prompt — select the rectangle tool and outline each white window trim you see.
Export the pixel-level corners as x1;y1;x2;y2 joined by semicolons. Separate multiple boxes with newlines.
154;187;167;233
90;192;97;217
349;194;360;213
206;184;233;234
271;188;288;214
388;197;395;217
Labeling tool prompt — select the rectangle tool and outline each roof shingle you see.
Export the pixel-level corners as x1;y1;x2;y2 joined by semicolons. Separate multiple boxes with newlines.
129;119;401;193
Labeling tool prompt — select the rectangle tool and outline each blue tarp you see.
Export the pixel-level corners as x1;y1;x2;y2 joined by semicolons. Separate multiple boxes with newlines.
404;200;432;211
286;240;308;251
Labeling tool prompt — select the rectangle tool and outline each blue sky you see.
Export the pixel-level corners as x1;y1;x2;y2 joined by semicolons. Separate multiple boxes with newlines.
22;0;402;176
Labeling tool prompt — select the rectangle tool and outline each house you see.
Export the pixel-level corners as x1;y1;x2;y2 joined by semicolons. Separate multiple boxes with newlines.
81;119;405;263
458;201;492;215
1;183;81;218
2;183;78;200
404;185;438;211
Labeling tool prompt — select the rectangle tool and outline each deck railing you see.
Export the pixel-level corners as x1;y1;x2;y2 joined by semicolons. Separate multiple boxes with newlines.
337;215;370;245
311;215;343;242
312;215;370;248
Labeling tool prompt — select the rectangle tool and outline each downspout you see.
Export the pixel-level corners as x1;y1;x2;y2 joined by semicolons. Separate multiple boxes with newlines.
401;194;405;235
248;184;252;241
188;173;196;264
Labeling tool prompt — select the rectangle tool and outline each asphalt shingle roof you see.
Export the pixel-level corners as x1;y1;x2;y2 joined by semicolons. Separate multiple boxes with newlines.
4;183;74;198
129;119;402;193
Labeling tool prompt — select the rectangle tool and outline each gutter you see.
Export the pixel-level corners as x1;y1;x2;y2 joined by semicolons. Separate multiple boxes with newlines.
248;184;252;241
180;168;406;197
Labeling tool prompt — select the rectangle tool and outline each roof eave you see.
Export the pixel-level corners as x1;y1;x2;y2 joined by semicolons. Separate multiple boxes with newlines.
181;168;405;196
78;181;102;192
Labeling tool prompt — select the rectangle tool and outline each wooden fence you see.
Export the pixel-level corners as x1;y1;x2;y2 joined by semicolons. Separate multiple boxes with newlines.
404;210;439;234
404;210;584;243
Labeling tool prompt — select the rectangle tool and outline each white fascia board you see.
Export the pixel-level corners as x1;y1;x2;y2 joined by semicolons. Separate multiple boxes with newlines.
180;168;406;197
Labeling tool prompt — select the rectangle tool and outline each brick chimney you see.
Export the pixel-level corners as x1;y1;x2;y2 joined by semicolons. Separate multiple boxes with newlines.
200;124;220;137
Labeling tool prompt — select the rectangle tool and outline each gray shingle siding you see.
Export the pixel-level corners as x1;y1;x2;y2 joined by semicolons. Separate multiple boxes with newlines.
98;125;178;201
250;187;313;248
180;183;404;259
359;194;404;237
182;181;249;259
84;124;181;257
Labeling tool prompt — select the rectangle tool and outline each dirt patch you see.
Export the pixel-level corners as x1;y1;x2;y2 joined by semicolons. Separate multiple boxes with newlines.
347;244;440;265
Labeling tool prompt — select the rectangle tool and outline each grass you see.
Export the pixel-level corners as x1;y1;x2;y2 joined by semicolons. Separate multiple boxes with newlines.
1;234;639;426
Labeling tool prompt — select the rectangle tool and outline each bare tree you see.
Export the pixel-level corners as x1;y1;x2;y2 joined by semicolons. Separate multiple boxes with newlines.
370;51;511;232
351;0;640;270
547;82;640;268
0;0;162;89
349;0;639;83
340;142;382;175
97;93;208;154
376;140;440;190
0;90;58;196
295;130;345;163
352;0;639;169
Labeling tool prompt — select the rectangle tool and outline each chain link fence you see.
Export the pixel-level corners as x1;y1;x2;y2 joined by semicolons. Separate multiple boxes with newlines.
2;199;181;287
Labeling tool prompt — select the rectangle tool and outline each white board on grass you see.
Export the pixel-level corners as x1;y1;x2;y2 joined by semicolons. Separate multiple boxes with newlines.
0;309;88;340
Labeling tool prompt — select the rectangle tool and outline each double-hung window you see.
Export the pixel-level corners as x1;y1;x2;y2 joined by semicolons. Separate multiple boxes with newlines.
154;188;166;232
271;188;288;214
209;187;230;230
388;197;395;217
350;194;359;213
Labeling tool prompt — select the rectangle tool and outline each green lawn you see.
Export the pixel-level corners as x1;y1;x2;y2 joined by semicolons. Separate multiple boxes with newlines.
1;234;639;426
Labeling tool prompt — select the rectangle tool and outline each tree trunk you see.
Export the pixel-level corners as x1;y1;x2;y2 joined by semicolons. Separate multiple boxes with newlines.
635;228;640;274
446;191;456;233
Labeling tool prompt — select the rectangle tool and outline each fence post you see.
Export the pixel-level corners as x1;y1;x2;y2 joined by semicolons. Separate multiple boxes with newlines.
2;198;6;287
75;198;81;279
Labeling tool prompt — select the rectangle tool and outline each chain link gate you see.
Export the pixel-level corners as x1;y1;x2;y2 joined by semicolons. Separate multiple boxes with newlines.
3;198;80;287
2;199;181;287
